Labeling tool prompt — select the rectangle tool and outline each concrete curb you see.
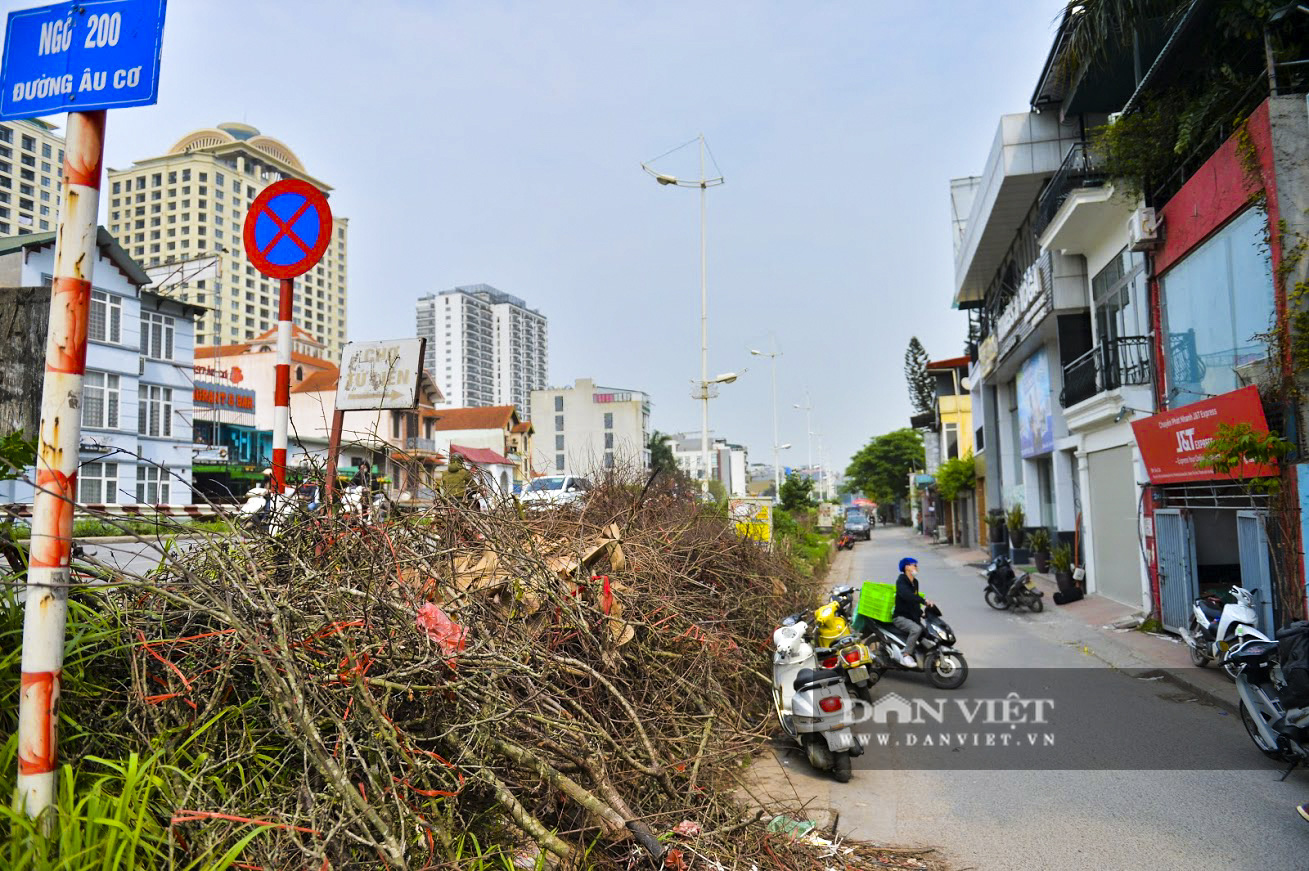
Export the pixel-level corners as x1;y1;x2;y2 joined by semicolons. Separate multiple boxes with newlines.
1134;667;1240;716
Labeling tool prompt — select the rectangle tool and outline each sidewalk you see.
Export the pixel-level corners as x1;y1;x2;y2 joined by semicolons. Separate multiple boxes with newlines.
928;535;1241;714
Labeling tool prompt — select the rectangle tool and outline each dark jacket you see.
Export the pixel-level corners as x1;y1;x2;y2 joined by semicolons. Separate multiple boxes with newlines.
893;571;923;622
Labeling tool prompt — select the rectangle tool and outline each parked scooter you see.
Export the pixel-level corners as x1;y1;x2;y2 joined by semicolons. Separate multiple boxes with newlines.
772;616;864;782
813;588;880;702
1186;586;1271;680
836;532;856;551
238;475;296;536
1226;621;1309;779
864;603;969;689
982;555;1044;613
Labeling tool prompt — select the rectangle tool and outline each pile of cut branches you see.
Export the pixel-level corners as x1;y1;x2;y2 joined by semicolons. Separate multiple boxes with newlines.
6;470;948;870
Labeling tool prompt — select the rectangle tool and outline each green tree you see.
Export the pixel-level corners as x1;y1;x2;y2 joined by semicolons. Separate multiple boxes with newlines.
647;430;677;474
844;428;924;505
904;337;935;416
778;472;815;512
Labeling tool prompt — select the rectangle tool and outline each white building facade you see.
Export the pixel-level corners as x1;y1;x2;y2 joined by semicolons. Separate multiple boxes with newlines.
0;229;200;506
667;432;748;496
416;284;547;413
530;379;650;475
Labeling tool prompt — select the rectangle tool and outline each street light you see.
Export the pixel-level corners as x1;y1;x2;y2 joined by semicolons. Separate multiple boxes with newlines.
751;341;784;501
644;135;725;497
794;392;814;482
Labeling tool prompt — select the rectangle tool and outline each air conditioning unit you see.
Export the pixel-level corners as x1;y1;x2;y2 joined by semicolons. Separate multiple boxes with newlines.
1128;207;1159;251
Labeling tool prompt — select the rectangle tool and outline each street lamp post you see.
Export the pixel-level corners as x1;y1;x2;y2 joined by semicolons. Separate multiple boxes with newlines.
643;135;725;497
794;391;814;485
750;339;783;501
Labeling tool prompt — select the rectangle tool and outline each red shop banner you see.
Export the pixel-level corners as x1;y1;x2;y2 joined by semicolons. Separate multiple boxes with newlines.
1130;385;1277;484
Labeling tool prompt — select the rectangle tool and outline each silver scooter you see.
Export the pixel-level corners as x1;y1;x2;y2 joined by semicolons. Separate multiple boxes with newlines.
1227;626;1309;780
772;616;863;782
1186;585;1271;680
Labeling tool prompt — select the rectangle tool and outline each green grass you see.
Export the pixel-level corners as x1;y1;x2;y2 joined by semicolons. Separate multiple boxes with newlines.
6;518;232;541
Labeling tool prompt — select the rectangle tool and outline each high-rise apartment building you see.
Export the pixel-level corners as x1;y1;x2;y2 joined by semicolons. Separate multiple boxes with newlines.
415;284;547;414
0;119;65;238
106;122;349;356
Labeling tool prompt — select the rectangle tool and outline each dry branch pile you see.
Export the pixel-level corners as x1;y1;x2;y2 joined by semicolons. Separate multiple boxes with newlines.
53;473;947;870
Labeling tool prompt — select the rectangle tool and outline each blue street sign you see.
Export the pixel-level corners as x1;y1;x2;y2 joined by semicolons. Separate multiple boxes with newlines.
0;0;166;121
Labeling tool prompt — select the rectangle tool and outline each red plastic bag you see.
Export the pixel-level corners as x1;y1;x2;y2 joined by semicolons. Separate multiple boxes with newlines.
416;604;467;666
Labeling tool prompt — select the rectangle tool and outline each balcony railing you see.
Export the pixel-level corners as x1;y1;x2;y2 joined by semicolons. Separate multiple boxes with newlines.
405;437;437;453
1035;142;1108;239
1060;335;1153;408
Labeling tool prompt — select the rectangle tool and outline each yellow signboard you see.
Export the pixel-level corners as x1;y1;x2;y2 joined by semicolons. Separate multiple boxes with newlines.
729;497;773;543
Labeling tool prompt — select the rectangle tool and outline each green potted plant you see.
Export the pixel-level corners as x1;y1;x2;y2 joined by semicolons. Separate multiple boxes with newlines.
986;509;1008;559
1007;504;1029;564
1051;543;1074;594
1029;527;1052;573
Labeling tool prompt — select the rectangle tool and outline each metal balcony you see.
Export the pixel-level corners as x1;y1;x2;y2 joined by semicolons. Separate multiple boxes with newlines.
1060;335;1153;408
1036;142;1108;239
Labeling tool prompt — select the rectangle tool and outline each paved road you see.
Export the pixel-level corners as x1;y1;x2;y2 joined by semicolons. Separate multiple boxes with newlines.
765;525;1308;870
76;537;202;578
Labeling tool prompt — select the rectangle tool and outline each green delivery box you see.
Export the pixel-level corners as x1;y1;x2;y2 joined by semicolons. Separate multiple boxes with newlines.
856;581;896;624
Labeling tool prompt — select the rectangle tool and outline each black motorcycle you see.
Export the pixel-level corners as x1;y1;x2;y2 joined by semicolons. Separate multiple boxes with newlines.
983;555;1044;613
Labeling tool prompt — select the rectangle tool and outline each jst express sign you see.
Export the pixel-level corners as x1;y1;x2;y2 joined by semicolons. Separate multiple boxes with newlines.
1130;386;1276;484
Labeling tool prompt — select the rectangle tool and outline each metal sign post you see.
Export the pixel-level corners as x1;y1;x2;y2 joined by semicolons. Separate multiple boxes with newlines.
2;0;167;822
242;179;332;493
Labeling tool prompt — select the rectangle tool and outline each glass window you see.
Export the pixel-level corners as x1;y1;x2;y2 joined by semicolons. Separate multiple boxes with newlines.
79;461;118;504
81;371;119;429
604;432;614;450
555;454;565;472
603;412;613;430
140;311;175;359
136;464;170;504
1160;207;1275;407
137;385;173;437
555;435;564;450
554;414;563;431
944;422;959;460
88;290;121;343
553;395;563;412
1092;248;1149;344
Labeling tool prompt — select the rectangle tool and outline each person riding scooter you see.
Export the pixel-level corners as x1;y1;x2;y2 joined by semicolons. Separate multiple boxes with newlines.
893;557;935;667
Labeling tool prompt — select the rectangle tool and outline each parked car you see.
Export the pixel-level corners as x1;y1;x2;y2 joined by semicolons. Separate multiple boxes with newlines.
520;475;592;509
844;512;871;540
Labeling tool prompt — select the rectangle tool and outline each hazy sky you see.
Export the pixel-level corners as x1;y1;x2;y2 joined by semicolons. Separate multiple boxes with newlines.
14;0;1064;478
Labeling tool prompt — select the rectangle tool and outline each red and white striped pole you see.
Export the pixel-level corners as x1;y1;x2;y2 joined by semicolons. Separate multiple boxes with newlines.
271;277;293;491
17;110;107;819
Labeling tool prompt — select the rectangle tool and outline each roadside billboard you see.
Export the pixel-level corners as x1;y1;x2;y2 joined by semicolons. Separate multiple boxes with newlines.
729;497;773;544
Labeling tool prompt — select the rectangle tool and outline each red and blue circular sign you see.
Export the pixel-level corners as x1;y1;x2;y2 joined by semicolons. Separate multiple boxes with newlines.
243;179;333;279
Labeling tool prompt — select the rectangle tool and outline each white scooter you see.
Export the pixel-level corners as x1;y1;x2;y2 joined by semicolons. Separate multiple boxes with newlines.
1186;586;1271;680
773;616;863;782
238;483;295;536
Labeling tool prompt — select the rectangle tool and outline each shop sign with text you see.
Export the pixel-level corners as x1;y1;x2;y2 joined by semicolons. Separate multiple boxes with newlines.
194;382;255;414
1130;386;1276;483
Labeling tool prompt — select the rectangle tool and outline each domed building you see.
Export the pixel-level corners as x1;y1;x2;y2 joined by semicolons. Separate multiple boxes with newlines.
106;122;348;355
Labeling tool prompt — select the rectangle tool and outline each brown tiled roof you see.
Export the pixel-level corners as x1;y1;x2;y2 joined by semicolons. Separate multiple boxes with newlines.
292;369;340;393
451;444;513;466
432;405;517;432
511;421;534;434
926;355;970;371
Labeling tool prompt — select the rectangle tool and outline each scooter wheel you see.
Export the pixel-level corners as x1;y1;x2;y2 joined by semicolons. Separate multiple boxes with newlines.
1027;595;1044;614
926;651;968;689
1240;701;1292;761
984;588;1009;611
1188;623;1209;669
832;751;852;783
